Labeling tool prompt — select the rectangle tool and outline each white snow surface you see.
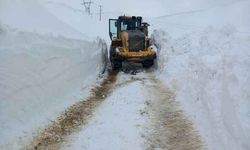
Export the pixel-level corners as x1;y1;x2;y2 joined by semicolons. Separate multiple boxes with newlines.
153;22;250;150
66;73;148;150
0;0;88;40
1;0;250;149
149;1;250;150
0;25;107;149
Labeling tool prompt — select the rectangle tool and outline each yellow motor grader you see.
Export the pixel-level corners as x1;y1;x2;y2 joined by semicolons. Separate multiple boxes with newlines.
109;16;156;70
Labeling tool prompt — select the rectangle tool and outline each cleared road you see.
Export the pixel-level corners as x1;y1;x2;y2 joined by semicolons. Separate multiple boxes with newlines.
26;68;204;150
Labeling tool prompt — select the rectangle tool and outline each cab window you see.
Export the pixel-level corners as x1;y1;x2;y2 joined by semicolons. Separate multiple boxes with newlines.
109;19;117;39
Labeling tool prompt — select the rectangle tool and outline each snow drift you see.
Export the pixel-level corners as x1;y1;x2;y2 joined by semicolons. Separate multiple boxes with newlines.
0;25;107;149
153;20;250;150
0;0;108;148
149;1;250;149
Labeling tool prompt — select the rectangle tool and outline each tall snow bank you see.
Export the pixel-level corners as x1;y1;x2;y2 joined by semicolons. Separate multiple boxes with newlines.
153;27;250;150
0;26;107;149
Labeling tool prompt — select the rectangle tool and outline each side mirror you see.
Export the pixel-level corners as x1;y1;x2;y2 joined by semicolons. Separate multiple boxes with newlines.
142;22;150;27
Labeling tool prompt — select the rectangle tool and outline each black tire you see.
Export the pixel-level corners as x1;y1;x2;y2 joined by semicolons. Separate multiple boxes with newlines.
109;46;116;61
142;60;154;68
111;60;122;70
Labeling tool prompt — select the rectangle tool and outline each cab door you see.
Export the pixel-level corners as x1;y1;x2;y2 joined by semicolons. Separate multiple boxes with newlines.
109;19;118;40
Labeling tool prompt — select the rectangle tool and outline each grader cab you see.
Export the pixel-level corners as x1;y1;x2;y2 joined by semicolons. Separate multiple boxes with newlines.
109;16;156;70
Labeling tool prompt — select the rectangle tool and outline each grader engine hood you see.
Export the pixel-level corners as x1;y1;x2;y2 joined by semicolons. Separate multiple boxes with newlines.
121;30;145;52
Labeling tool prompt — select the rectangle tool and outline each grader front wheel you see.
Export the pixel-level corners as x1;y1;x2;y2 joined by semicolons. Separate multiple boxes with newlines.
142;60;154;68
111;60;122;70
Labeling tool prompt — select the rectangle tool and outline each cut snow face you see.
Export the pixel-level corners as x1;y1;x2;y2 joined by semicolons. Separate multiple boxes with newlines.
0;26;107;149
153;26;250;150
148;2;250;149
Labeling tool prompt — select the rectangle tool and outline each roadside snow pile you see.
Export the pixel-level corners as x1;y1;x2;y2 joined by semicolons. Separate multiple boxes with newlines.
153;27;250;150
0;26;107;149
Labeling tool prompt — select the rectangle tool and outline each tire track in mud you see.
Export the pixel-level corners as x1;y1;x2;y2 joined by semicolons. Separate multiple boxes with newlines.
26;71;118;150
145;75;205;150
25;67;205;150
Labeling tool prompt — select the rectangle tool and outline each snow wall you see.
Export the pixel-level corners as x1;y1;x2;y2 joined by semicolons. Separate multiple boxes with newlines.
153;17;250;150
0;24;107;149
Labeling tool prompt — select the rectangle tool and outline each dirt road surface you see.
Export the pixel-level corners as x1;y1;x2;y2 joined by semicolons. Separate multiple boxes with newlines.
26;67;205;150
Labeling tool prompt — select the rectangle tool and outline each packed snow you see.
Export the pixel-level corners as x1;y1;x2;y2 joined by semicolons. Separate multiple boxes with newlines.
0;0;250;149
66;74;148;150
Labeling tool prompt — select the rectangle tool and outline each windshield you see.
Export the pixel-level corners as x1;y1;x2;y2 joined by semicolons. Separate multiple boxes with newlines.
121;19;140;31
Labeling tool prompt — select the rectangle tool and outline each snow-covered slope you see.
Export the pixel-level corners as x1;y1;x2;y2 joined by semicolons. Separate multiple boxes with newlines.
0;0;88;40
147;0;250;38
152;1;250;149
